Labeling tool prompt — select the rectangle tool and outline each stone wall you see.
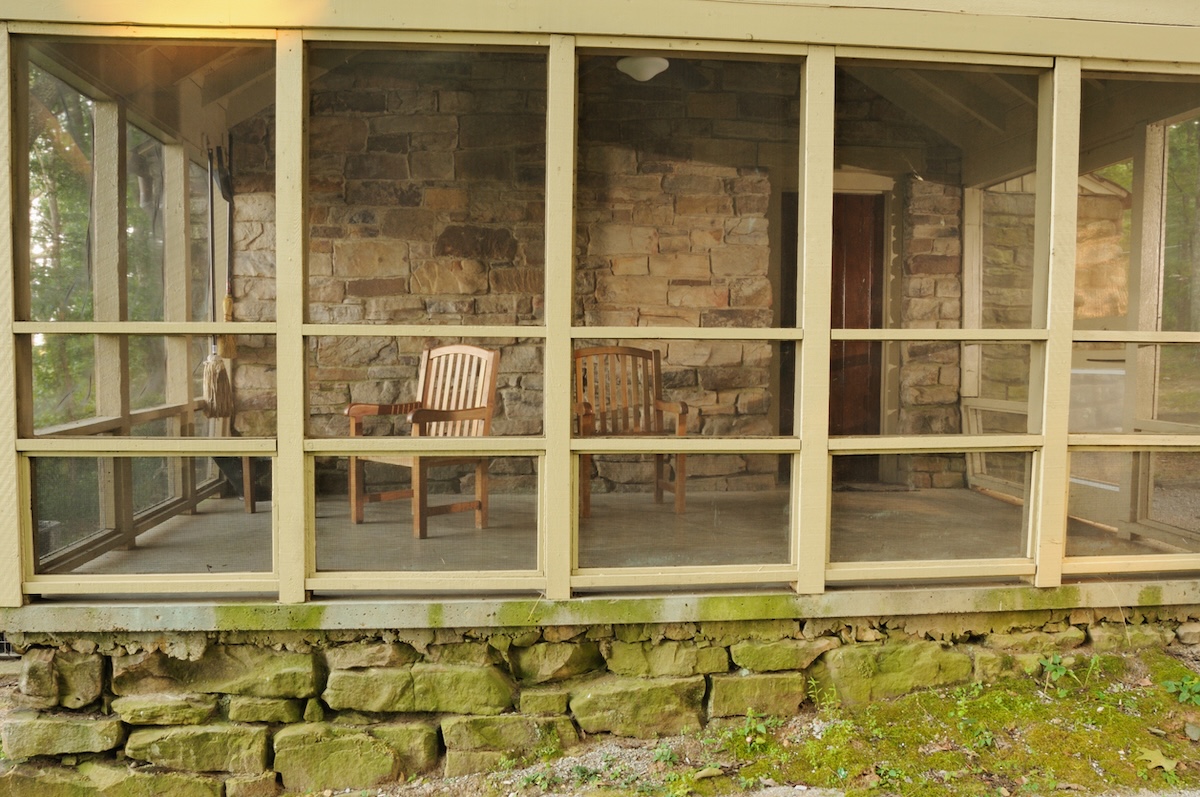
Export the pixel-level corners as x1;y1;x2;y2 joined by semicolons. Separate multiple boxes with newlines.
2;609;1197;794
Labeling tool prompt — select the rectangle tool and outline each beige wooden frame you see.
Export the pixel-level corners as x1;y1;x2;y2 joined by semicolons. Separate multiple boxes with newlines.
4;14;1200;606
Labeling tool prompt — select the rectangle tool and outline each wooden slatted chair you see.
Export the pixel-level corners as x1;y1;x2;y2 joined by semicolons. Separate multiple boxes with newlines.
574;345;689;518
346;344;499;539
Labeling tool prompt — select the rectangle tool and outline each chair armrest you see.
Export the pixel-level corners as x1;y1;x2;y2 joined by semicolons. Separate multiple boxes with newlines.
347;402;423;436
574;402;595;436
346;401;423;418
409;406;490;436
655;399;689;435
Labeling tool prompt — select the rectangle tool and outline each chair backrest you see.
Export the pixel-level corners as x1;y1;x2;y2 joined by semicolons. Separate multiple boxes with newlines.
573;345;666;435
415;344;500;437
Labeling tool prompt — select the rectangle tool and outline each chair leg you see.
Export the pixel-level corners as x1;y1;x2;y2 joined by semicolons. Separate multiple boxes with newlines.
412;458;428;539
242;456;256;514
674;453;686;514
475;458;489;529
654;453;665;504
579;453;592;518
349;456;365;524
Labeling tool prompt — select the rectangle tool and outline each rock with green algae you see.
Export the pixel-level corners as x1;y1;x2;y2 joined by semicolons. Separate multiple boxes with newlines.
226;696;303;724
441;714;579;752
324;640;419;670
983;626;1086;653
518;686;569;715
708;671;808;717
569;676;705;737
729;637;841;672
54;652;104;710
443;749;509;778
1088;622;1175;651
367;720;441;774
322;667;414;712
273;723;399;792
603;640;728;678
111;646;318;699
1;710;125;760
509;641;605;683
124;724;269;773
223;771;280;797
412;663;516;715
808;641;972;706
111;694;219;726
0;760;222;797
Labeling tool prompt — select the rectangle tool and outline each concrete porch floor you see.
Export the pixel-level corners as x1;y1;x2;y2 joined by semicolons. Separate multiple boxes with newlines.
59;484;1183;577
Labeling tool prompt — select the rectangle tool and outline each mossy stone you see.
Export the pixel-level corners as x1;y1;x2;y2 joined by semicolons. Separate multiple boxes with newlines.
125;724;269;773
441;714;578;752
444;749;509;778
324;641;419;670
1;710;126;760
368;720;441;774
273;723;398;792
808;641;972;707
605;640;725;677
708;672;808;718
569;676;705;737
729;637;840;672
518;687;570;715
984;627;1086;653
111;694;219;726
1088;623;1175;651
509;642;604;684
223;770;280;797
412;664;516;715
227;696;303;724
111;646;318;699
55;652;104;710
322;667;415;712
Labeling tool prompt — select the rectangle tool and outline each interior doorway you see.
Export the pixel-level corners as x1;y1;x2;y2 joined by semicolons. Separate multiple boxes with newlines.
830;193;885;481
779;189;888;484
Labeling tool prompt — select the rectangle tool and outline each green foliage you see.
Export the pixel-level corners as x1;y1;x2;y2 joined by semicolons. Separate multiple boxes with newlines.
1163;673;1200;706
652;742;679;765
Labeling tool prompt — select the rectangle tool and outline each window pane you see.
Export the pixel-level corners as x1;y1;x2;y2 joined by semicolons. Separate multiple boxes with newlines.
836;61;1041;330
28;334;277;437
23;36;276;327
1078;73;1200;332
573;339;786;437
828;340;1032;437
32;456;272;575
28;64;94;323
190;161;213;323
1070;343;1200;433
31;332;95;429
307;336;541;438
576;54;799;329
577;453;789;568
829;452;1030;562
1068;451;1200;556
306;47;546;325
127;125;165;322
314;456;538;572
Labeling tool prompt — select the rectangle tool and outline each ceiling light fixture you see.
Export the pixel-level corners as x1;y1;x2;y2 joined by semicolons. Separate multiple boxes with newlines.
616;56;669;82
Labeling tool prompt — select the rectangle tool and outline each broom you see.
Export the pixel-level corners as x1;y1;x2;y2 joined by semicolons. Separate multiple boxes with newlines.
214;143;237;360
202;143;234;420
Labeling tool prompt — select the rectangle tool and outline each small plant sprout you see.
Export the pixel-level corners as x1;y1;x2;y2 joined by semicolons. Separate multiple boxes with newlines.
1163;674;1200;706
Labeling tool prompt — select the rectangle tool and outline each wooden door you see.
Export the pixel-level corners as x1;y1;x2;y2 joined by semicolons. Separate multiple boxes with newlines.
830;193;884;481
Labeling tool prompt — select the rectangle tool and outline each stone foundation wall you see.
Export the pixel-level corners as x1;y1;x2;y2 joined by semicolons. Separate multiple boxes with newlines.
4;609;1200;794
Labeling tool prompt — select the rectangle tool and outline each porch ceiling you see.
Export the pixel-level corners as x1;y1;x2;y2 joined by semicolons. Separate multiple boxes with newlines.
848;64;1200;187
